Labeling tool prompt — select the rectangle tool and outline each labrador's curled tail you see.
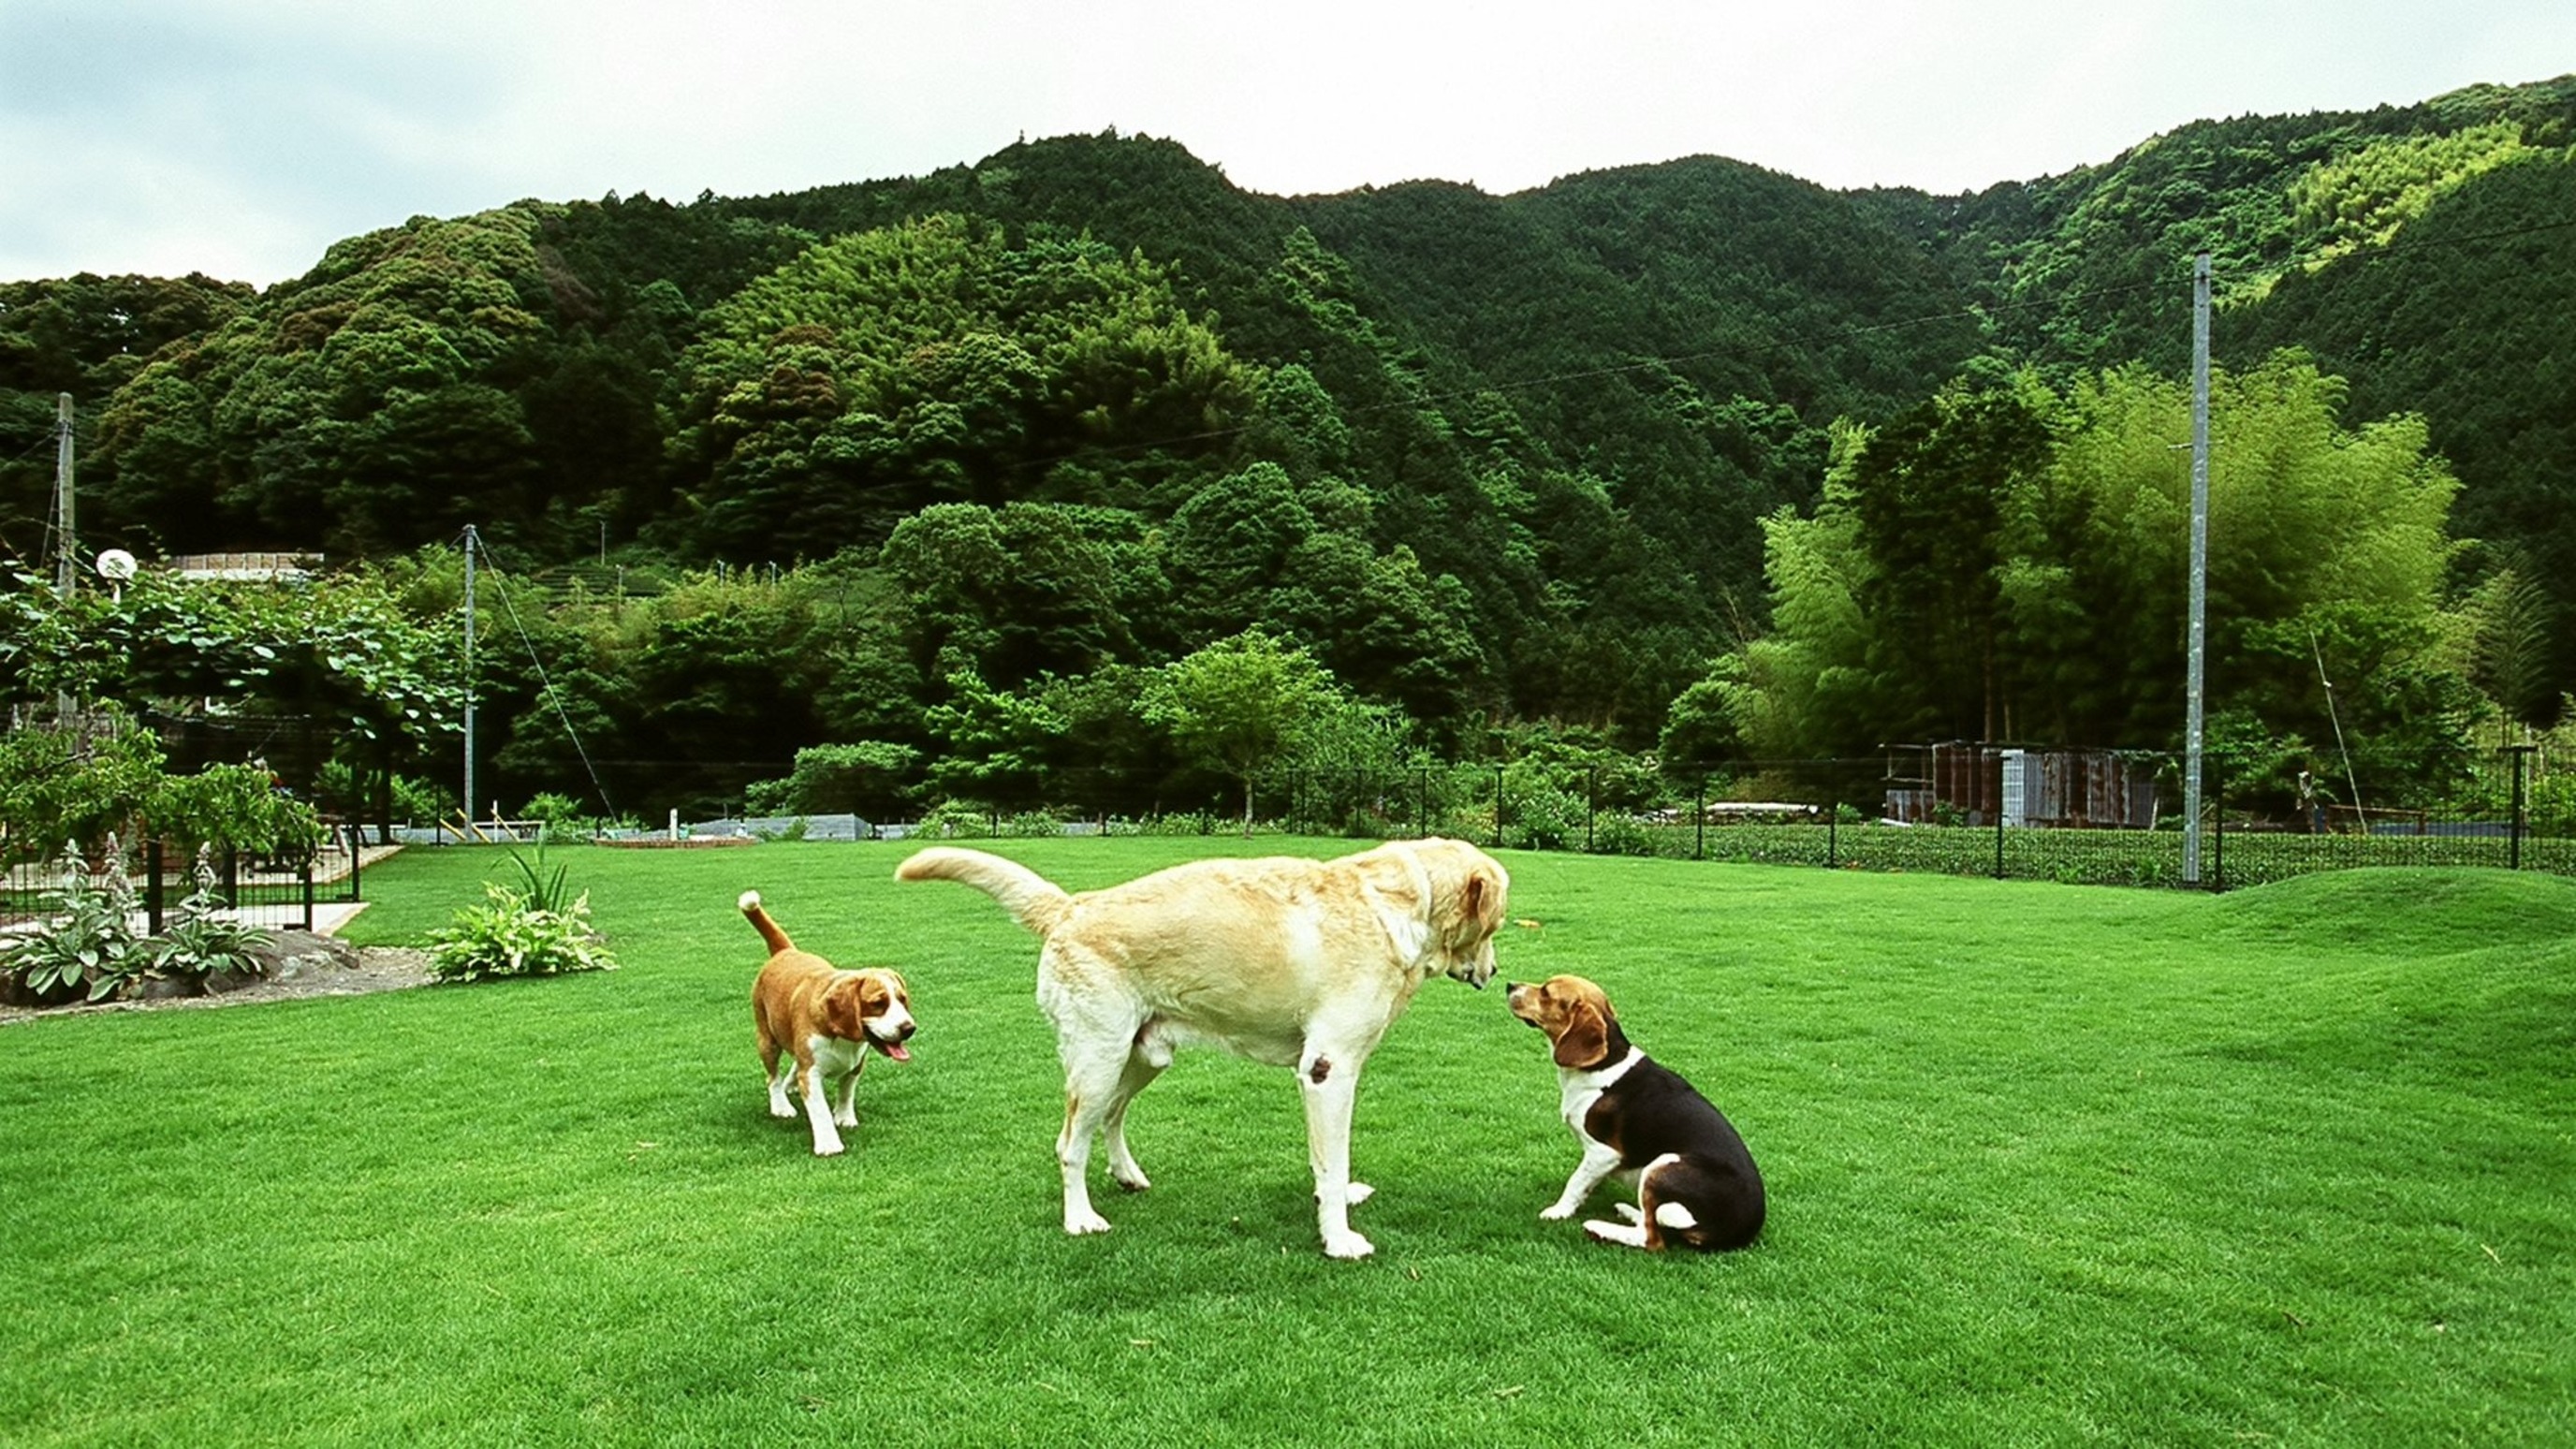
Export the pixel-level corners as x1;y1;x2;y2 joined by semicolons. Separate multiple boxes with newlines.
896;847;1072;936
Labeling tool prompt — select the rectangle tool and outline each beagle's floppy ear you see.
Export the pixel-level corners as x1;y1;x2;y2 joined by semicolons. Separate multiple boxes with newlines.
1553;998;1610;1069
825;976;866;1038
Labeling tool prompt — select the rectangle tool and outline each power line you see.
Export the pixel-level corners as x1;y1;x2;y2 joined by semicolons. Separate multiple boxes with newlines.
464;532;620;821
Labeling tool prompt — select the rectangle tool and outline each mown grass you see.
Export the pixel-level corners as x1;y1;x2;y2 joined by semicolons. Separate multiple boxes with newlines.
4;840;2571;1445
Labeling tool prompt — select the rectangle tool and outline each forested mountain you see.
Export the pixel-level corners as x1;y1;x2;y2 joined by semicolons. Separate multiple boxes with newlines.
3;74;2569;797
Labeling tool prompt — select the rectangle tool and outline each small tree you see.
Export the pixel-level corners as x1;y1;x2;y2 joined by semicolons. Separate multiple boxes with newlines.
1149;630;1335;833
744;740;923;819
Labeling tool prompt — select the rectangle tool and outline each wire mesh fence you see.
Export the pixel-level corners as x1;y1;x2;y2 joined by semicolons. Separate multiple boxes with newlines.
739;744;2576;894
2;825;371;934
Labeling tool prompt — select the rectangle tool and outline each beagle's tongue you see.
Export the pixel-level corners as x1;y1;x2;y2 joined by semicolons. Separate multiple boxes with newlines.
882;1041;913;1062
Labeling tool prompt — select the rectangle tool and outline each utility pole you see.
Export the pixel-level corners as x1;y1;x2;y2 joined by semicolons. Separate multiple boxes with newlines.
52;393;75;599
52;394;77;720
2183;254;2212;886
462;525;479;827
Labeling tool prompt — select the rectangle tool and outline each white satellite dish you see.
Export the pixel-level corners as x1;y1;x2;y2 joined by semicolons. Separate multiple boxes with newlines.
95;549;139;582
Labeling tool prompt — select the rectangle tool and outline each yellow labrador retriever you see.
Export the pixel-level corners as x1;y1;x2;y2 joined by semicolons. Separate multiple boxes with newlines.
897;839;1508;1258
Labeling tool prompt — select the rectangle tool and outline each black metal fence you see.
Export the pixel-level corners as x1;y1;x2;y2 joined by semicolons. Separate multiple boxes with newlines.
885;746;2573;894
2;824;371;933
2;705;388;932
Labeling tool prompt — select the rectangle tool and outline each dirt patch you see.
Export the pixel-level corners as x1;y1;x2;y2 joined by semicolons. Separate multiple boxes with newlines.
0;945;436;1026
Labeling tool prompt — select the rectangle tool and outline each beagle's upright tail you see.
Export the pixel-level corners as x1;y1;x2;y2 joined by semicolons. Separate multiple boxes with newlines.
739;890;794;956
895;847;1071;936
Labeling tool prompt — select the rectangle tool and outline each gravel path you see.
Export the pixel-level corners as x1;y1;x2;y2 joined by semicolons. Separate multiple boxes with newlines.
0;945;435;1026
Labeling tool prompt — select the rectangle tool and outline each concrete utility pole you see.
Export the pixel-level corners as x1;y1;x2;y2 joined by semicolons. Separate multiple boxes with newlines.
463;525;480;827
2183;254;2212;886
53;393;75;599
52;393;77;719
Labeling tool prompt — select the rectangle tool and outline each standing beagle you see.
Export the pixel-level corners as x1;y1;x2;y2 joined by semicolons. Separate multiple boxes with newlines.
744;890;915;1156
1506;973;1764;1251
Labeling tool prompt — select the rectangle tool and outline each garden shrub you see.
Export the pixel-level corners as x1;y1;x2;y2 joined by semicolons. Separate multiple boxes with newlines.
520;792;592;835
1104;812;1224;837
1503;784;1585;851
426;843;616;982
426;884;616;982
1588;814;1659;857
913;800;996;839
0;717;165;868
1001;810;1067;838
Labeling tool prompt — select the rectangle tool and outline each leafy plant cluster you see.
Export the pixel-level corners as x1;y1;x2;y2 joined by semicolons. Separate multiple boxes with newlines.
1;843;266;1003
0;554;461;850
424;846;617;982
0;706;326;870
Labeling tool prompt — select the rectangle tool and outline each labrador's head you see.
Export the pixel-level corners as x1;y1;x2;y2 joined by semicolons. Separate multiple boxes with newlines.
1410;838;1511;989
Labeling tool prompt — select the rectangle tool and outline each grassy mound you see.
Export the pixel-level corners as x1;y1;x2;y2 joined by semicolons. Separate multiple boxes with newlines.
2204;866;2576;958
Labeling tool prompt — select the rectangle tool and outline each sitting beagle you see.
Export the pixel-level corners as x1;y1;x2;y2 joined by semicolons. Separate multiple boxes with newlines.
1506;974;1764;1251
743;890;915;1156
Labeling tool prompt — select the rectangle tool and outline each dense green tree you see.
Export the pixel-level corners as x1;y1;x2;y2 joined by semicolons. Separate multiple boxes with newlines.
0;272;255;558
1848;386;2055;742
666;215;1263;561
742;741;923;820
921;667;1067;811
878;502;1152;691
1685;354;2471;804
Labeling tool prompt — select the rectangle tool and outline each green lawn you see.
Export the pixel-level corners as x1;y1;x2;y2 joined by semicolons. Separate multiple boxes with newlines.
5;840;2571;1445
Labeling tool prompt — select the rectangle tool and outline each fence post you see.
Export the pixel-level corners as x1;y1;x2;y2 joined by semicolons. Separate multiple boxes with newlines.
1827;800;1837;871
1989;744;2006;881
2210;772;2225;891
300;849;315;931
1586;767;1597;854
1695;777;1706;861
347;822;363;901
1493;765;1506;849
2507;744;2535;870
146;838;166;936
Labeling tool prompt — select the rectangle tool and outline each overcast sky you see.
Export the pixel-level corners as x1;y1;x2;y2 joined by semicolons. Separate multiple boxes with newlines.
3;1;2569;287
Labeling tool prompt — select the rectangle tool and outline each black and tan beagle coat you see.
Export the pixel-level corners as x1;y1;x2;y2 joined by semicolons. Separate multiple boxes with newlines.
744;890;915;1156
1506;974;1764;1251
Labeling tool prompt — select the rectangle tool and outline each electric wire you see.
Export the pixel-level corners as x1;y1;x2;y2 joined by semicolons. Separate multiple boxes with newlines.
463;531;620;822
